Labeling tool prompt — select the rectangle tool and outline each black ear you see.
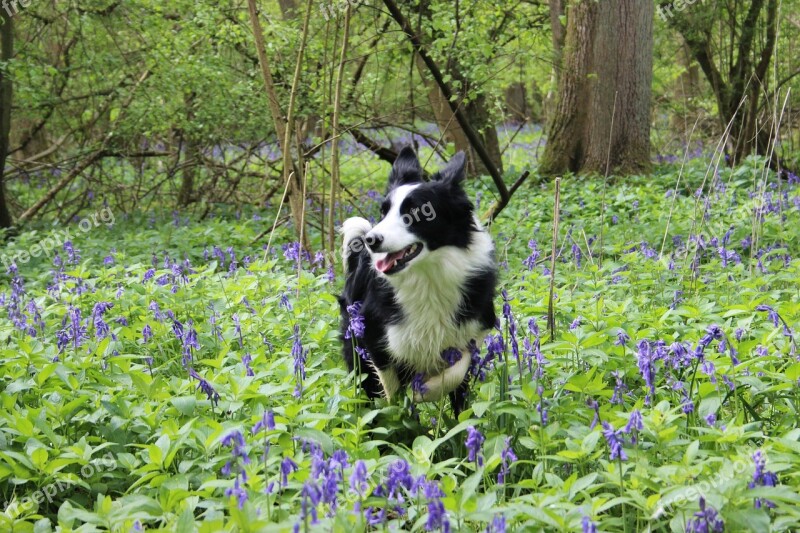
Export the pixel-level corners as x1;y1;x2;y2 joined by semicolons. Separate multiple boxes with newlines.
388;146;423;188
435;151;466;186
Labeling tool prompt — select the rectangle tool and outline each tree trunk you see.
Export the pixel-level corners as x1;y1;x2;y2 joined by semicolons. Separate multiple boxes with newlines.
581;0;653;174
178;92;198;208
0;12;14;230
538;0;597;175
540;0;653;176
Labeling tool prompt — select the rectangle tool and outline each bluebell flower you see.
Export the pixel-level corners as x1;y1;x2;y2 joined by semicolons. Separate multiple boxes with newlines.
582;516;598;533
253;410;275;434
142;324;153;343
636;340;656;405
91;301;115;341
749;450;778;509
572;243;582;268
280;456;298;487
58;305;88;353
487;514;506;533
224;473;248;509
299;480;321;525
615;330;630;346
523;239;540;270
623;410;643;445
602;421;627;461
497;438;517;484
345;302;365;339
441;347;462;367
411;373;428;395
291;325;307;395
686;497;724;532
465;426;485;466
350;460;368;496
188;368;220;406
421;479;450;532
279;292;293;311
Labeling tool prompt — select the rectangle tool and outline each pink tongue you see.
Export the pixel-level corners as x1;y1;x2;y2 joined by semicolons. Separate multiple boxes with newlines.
376;250;406;273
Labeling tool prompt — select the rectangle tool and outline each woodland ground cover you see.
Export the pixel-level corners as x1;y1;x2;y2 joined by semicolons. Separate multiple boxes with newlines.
1;138;800;532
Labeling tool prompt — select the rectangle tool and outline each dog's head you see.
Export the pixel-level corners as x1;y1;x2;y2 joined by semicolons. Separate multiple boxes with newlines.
364;146;476;276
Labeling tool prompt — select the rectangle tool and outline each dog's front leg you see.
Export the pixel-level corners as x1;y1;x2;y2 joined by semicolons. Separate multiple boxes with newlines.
413;350;471;403
374;366;401;401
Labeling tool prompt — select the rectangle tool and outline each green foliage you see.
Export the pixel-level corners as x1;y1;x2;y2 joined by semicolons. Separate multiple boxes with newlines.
1;145;800;531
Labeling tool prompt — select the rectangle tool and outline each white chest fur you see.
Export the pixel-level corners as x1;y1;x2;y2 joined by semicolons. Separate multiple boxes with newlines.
384;228;494;375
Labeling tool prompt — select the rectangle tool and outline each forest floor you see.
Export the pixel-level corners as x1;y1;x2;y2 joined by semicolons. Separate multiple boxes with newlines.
2;135;800;531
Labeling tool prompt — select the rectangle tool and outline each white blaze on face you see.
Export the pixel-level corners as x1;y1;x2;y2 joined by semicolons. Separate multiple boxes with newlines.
369;185;421;267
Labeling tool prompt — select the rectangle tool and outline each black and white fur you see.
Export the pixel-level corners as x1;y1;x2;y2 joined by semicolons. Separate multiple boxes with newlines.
339;146;497;414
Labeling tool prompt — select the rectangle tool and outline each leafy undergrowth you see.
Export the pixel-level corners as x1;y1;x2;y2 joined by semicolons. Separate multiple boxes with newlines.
2;155;800;532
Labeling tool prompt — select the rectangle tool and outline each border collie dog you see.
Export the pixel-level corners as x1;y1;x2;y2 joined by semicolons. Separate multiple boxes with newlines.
339;146;497;414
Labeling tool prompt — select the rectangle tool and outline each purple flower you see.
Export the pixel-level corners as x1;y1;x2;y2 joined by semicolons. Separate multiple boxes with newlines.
181;319;200;367
91;301;115;341
142;324;153;343
345;301;365;339
636;340;656;405
253;410;276;434
569;316;582;331
582;516;598;533
376;459;416;511
749;450;778;508
221;430;251;473
299;480;321;525
523;239;540;270
421;479;450;532
572;243;582;268
755;304;780;328
497;438;517;484
280;456;298;486
686;497;724;533
487;514;506;533
232;313;244;348
350;460;368;496
465;426;485;466
623;410;643;445
279;292;293;312
188;368;220;406
610;371;628;405
224;474;248;509
57;305;88;353
705;413;717;426
615;330;630;346
411;373;428;395
441;347;462;367
602;421;627;461
63;241;80;265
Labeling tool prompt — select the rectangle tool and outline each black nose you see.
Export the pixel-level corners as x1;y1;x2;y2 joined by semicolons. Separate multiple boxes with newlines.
365;233;383;252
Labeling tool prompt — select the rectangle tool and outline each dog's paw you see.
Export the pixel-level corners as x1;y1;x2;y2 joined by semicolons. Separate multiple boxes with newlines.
412;349;471;403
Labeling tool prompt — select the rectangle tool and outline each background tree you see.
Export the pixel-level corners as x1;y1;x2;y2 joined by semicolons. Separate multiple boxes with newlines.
539;0;654;176
0;10;13;230
660;0;779;165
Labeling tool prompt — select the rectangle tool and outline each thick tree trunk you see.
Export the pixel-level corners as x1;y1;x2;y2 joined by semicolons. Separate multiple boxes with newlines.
0;12;14;230
582;0;653;174
540;0;653;176
539;0;597;175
